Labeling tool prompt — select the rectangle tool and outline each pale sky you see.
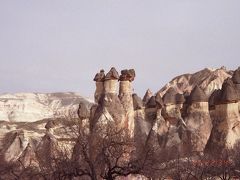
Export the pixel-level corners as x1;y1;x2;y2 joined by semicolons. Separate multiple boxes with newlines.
0;0;239;97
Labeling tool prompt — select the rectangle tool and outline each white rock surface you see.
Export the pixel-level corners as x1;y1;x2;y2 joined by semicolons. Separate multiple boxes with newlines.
0;92;92;122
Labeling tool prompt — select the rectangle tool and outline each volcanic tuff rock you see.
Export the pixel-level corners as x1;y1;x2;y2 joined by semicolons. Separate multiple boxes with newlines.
0;66;240;175
205;72;240;155
183;86;212;153
90;66;240;158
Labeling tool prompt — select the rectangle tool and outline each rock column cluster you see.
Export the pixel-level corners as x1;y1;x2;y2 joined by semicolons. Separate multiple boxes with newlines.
92;66;240;157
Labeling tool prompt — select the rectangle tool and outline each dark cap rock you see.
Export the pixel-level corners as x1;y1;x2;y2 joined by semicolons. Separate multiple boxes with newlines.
93;69;105;82
163;87;177;105
132;93;143;110
146;96;157;108
105;67;119;80
189;86;208;103
232;67;240;84
219;78;238;103
119;69;136;82
209;89;221;107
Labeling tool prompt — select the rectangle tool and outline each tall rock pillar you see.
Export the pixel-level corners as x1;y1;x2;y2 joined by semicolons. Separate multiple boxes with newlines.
206;77;240;155
184;86;212;153
119;69;136;136
232;67;240;113
93;69;105;103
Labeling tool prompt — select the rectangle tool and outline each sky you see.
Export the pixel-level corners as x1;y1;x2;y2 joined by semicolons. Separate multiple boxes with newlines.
0;0;239;97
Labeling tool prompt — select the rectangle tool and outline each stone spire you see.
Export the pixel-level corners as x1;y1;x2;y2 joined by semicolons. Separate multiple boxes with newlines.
119;69;135;137
93;69;105;103
184;85;212;153
119;69;135;96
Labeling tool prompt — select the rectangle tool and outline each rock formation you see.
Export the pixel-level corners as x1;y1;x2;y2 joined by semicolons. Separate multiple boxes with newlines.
159;88;184;153
206;75;240;155
93;69;105;103
183;86;212;153
36;121;61;169
119;69;136;136
91;67;125;133
1;66;240;178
